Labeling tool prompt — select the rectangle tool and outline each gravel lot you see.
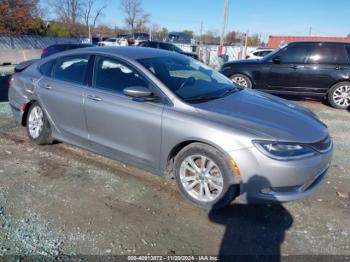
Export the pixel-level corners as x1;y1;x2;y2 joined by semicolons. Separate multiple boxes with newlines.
0;75;349;259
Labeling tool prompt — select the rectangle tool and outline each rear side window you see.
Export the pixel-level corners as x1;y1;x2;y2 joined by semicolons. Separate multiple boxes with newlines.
93;56;148;94
53;55;89;85
308;44;349;64
39;60;55;77
278;44;313;63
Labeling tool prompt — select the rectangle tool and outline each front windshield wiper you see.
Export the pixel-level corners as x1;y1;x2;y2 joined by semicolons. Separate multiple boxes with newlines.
184;88;242;103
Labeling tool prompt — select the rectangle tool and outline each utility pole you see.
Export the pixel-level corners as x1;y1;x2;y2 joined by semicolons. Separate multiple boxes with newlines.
309;26;312;36
244;30;249;58
220;0;229;46
200;21;203;44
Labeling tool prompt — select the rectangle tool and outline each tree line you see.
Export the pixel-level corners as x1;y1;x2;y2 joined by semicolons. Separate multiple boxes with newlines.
0;0;264;46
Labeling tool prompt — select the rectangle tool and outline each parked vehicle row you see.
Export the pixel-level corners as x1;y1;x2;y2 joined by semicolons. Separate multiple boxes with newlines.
97;33;150;47
220;41;350;109
137;41;199;59
9;46;333;209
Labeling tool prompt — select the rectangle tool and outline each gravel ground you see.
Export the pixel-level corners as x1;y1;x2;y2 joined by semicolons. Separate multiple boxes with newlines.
0;100;349;260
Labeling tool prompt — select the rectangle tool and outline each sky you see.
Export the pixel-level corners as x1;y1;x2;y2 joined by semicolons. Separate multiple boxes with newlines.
43;0;350;40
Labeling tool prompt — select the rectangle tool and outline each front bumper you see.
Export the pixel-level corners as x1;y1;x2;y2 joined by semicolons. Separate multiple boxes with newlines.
228;144;333;204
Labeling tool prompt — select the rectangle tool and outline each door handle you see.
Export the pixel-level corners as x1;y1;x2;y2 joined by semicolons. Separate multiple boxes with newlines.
87;94;103;101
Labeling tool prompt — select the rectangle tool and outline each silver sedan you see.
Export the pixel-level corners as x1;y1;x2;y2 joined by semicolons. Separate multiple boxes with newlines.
8;47;333;209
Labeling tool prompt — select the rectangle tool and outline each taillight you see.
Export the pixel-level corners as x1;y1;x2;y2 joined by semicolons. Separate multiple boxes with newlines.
245;55;250;59
20;103;27;112
42;49;48;54
7;74;12;85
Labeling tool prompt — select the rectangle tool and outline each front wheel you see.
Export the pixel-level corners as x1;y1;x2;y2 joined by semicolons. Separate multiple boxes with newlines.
328;82;350;109
230;74;252;88
174;143;239;209
26;103;53;145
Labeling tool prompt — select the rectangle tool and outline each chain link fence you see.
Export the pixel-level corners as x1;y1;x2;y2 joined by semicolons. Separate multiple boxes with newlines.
0;35;82;49
176;43;257;68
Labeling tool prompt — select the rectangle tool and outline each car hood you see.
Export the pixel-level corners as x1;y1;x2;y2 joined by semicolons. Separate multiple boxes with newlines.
194;89;328;143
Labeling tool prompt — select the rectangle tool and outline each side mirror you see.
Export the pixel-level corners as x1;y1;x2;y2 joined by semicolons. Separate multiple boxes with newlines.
123;86;155;101
272;56;281;64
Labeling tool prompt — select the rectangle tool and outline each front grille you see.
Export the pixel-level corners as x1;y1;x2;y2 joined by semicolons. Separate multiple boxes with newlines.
310;136;332;153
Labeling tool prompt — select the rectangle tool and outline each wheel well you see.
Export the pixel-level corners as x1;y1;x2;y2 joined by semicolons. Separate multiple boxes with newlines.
165;140;223;178
21;100;36;126
327;80;350;95
230;73;253;86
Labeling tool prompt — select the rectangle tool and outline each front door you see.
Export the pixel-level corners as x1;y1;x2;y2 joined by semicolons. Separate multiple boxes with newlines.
84;55;164;170
298;43;350;96
266;44;314;92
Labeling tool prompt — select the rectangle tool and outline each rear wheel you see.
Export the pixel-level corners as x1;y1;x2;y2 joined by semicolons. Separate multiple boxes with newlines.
328;82;350;109
230;74;252;88
174;143;239;209
26;103;53;145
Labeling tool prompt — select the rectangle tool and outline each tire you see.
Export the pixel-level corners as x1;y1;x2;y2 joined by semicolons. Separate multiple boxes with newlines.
26;102;53;145
230;74;252;88
327;82;350;109
174;143;239;209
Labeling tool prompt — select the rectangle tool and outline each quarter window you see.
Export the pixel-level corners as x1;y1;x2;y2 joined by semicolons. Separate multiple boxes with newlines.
94;56;148;94
53;55;89;85
39;60;55;77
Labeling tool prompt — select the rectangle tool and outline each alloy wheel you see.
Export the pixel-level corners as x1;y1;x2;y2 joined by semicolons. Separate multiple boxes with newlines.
232;76;249;88
333;85;350;107
179;155;224;202
28;105;44;139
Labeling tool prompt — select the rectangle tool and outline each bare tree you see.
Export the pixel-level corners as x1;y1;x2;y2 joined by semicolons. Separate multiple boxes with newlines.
82;0;106;31
52;0;81;36
120;0;149;32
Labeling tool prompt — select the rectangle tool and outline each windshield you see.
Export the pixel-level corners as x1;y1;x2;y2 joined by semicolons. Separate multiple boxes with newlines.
138;56;239;102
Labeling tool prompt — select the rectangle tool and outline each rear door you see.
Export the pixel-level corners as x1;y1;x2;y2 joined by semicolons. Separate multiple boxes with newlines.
84;55;164;170
266;44;313;91
36;54;90;145
298;43;350;95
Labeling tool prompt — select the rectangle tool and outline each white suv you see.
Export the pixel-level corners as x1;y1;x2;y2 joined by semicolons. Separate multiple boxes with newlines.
246;48;274;59
98;37;128;47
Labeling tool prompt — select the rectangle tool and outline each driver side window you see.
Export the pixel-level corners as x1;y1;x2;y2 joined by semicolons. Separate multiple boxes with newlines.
277;44;313;64
93;56;148;94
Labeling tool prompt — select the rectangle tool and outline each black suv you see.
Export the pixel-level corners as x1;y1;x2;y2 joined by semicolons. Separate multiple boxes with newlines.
220;41;350;109
138;41;198;60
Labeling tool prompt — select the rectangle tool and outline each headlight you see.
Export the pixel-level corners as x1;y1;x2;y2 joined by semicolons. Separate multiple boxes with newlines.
253;141;316;160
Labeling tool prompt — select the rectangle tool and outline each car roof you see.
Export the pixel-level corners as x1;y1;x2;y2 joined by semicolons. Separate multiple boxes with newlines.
289;41;350;45
73;46;181;60
142;40;172;44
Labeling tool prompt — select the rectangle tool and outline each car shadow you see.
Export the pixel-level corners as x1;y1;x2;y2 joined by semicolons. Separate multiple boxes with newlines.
208;175;293;262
